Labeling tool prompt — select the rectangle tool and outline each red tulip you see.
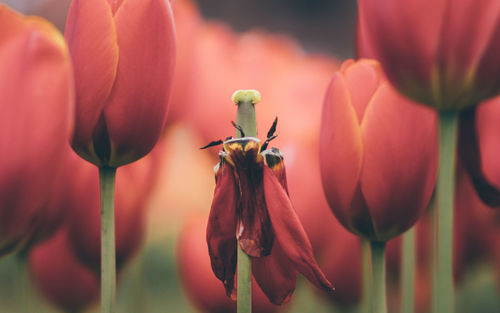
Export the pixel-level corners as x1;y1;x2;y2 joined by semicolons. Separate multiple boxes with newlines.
319;59;438;241
65;0;175;167
29;229;99;313
207;137;333;305
178;215;281;313
358;0;500;110
459;96;500;207
0;5;73;255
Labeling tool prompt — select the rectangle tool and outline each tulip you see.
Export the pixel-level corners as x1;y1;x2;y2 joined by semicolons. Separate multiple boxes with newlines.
65;0;175;167
358;0;500;110
29;229;99;313
0;5;73;256
178;215;280;313
207;135;333;305
320;59;437;242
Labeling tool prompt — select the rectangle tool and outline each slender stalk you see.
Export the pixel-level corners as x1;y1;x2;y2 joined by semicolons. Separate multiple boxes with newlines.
233;89;260;313
99;166;117;313
361;239;372;313
16;252;32;313
401;228;415;313
237;244;252;313
433;111;458;313
370;241;387;313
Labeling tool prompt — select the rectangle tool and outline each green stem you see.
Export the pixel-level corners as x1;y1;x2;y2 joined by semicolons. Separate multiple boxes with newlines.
233;90;260;313
361;239;372;313
433;111;458;313
401;228;415;313
16;252;32;313
370;241;387;313
99;166;117;313
237;244;252;313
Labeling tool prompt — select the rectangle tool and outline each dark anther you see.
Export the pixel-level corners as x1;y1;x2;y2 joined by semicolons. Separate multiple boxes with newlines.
200;139;223;149
231;121;245;137
267;117;278;138
261;135;277;151
225;136;233;141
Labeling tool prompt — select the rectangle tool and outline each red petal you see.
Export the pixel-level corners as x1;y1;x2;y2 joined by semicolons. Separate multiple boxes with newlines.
252;241;297;305
263;166;333;292
104;0;176;166
458;105;500;207
64;0;118;164
206;162;238;296
360;82;438;240
319;73;363;231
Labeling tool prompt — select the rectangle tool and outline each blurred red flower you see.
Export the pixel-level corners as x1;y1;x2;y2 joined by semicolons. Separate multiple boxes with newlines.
0;5;73;256
358;0;500;110
319;59;438;241
65;0;175;167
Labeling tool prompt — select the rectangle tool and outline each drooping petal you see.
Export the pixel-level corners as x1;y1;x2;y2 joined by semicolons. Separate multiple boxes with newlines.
105;0;176;166
65;0;118;164
252;241;297;305
360;82;438;241
263;166;334;292
319;73;363;231
206;161;238;296
458;105;500;207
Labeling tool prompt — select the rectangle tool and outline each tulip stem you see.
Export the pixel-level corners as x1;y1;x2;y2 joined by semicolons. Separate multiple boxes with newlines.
433;111;458;313
237;243;252;313
361;239;372;313
370;241;387;313
99;166;117;313
401;228;415;313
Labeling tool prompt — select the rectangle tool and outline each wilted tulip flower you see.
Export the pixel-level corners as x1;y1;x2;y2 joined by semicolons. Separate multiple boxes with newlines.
29;229;99;313
358;0;500;110
459;96;500;207
320;59;438;242
207;132;333;304
0;5;73;255
65;0;175;167
178;215;280;313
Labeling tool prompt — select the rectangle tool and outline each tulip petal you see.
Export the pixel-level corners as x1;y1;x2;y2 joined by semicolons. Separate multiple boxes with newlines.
65;0;118;163
319;73;363;230
263;166;334;292
458;105;500;207
207;162;238;296
358;0;447;104
360;82;438;241
105;0;176;166
252;242;297;305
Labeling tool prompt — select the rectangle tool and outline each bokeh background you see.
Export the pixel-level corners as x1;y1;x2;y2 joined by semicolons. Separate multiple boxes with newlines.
1;0;500;312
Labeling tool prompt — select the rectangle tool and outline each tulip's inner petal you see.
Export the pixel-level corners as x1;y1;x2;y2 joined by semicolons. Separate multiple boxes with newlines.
104;0;175;166
360;83;437;241
319;73;363;231
65;0;118;165
341;59;381;122
207;162;238;296
252;241;297;305
263;166;334;292
224;139;274;257
473;16;500;101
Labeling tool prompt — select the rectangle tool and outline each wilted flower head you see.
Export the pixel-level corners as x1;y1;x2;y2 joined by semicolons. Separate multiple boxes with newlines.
207;132;333;305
